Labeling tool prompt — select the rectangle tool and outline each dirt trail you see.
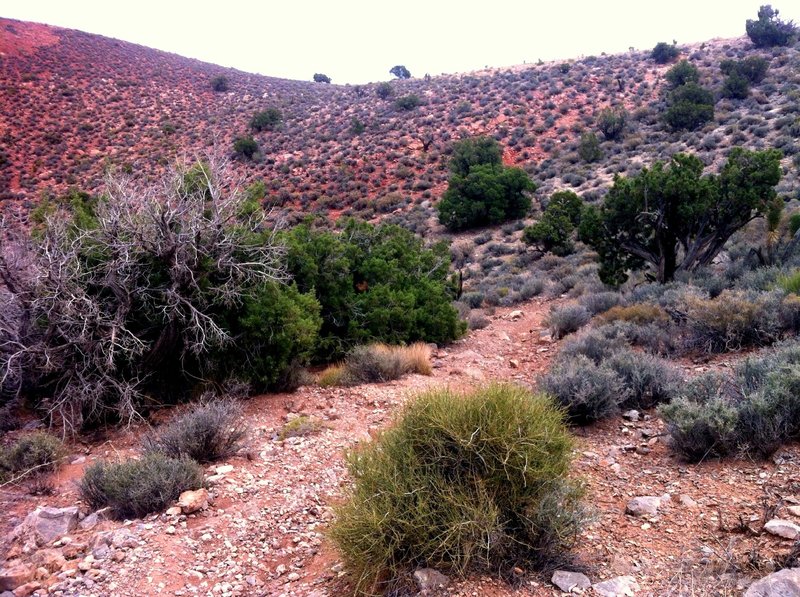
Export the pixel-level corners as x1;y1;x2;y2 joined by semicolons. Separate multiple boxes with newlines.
2;296;800;596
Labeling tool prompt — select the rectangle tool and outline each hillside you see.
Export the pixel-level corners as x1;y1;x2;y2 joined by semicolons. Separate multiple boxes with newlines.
1;17;798;230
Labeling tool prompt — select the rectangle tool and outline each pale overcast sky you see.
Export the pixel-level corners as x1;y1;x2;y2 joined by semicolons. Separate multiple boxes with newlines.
2;1;798;84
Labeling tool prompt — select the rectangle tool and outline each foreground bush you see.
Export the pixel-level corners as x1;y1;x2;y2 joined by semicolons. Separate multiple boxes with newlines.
330;385;583;594
79;453;204;519
143;400;247;463
0;432;64;483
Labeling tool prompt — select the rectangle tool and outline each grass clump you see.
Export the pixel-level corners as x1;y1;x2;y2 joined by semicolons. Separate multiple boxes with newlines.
323;343;432;387
142;400;247;464
78;453;203;520
329;384;583;595
598;303;669;326
0;432;64;483
279;415;325;440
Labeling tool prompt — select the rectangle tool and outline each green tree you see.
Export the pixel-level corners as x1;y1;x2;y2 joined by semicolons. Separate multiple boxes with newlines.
663;83;714;131
523;191;584;256
596;107;626;141
284;219;464;359
448;136;502;176
438;164;534;231
393;94;422;111
390;65;411;79
580;149;783;285
375;82;394;99
313;73;331;83
665;60;699;88
210;75;229;92
746;5;798;48
720;56;770;84
250;108;283;132
721;73;750;99
651;42;679;64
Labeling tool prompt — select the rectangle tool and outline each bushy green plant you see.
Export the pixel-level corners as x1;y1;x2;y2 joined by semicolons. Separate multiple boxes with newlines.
329;384;583;594
393;94;421;111
285;219;465;359
746;5;797;48
721;73;750;100
79;453;204;519
720;56;770;84
524;191;584;256
210;75;229;92
578;132;603;163
539;356;624;424
605;350;680;409
558;326;629;364
143;400;247;463
651;42;679;64
666;60;699;88
233;136;258;159
313;73;331;84
596;107;626;141
660;391;739;461
250;108;283;132
663;83;714;131
375;82;394;99
0;432;64;483
389;65;411;79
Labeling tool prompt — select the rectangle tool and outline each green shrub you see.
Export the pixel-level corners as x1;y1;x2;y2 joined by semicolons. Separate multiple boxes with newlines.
721;73;750;100
666;60;699;88
746;5;798;48
250;108;283;132
578;132;603;163
539;356;624;424
279;415;325;440
664;83;714;131
393;94;422;111
143;400;247;463
329;385;583;594
651;42;679;64
596;107;626;141
0;432;64;483
720;56;770;84
79;453;204;519
375;82;394;99
313;73;331;84
233;136;258;159
558;327;628;364
599;303;669;326
210;75;229;92
579;291;622;315
546;304;591;339
777;270;800;294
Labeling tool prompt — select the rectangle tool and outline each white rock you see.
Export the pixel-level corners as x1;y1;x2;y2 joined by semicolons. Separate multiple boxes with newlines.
551;570;591;592
745;567;800;596
593;576;641;596
764;519;800;540
177;488;209;514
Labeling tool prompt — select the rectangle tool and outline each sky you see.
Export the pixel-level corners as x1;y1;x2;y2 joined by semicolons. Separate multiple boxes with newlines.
2;1;799;84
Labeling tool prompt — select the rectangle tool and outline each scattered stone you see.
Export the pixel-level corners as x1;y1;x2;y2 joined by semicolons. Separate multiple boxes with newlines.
679;495;699;509
764;519;800;540
509;359;520;369
787;506;800;518
23;506;80;545
551;570;591;592
462;368;484;381
165;506;182;517
287;572;300;582
413;568;450;592
507;310;524;321
178;488;210;514
0;561;34;592
626;496;666;517
745;567;800;596
634;446;651;456
622;410;640;422
30;549;65;573
10;581;39;597
593;575;641;596
79;507;112;530
215;465;234;475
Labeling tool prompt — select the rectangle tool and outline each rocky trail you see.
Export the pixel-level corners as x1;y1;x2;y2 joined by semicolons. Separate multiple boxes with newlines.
2;296;800;596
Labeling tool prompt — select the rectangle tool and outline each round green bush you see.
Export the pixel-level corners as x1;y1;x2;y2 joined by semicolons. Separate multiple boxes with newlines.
329;384;583;595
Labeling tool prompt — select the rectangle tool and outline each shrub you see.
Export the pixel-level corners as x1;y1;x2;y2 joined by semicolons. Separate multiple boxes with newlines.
599;303;669;326
777;270;800;294
578;132;603;163
666;60;699;88
558;327;629;364
539;356;624;424
721;73;750;100
250;108;283;132
210;75;229;92
375;82;394;99
79;453;204;519
142;400;247;463
660;392;739;462
605;350;680;409
746;5;798;48
393;94;422;111
329;385;583;594
0;432;64;483
279;415;325;440
233;136;258;159
720;56;770;84
546;304;591;339
389;65;411;79
652;42;680;64
313;73;331;84
663;83;714;131
579;291;623;315
341;343;432;385
596;107;626;141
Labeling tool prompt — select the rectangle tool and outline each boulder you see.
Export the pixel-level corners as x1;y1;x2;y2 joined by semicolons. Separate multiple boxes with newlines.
745;568;800;596
626;496;667;517
551;570;591;592
178;488;209;514
79;507;112;530
23;506;79;545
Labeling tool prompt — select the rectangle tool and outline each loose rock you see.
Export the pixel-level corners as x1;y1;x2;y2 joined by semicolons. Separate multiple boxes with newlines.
764;519;800;540
413;568;450;592
551;570;591;592
745;567;800;596
0;561;34;592
593;575;641;596
178;488;210;514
